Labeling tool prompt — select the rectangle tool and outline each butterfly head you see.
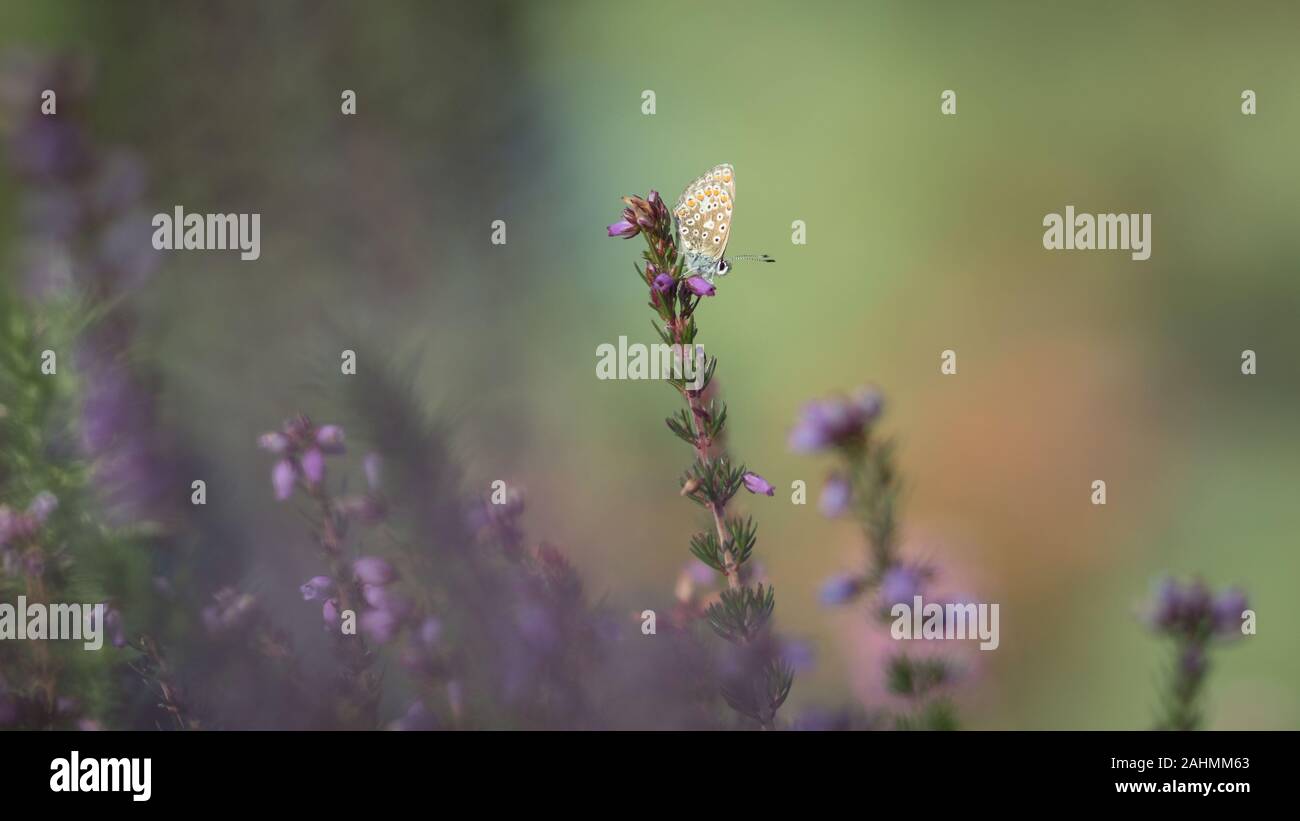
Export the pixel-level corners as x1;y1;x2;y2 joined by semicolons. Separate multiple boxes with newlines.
684;251;730;282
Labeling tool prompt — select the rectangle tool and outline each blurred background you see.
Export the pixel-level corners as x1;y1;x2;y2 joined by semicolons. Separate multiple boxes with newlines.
1;0;1297;729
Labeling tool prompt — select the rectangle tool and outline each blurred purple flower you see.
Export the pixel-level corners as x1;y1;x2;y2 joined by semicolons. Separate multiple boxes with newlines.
819;573;863;606
819;473;852;517
360;608;402;644
1148;577;1248;640
322;598;340;631
653;272;674;294
258;432;289;454
362;584;412;619
878;564;927;610
353;556;397;586
1213;588;1249;636
315;425;346;454
299;448;325;486
299;576;334;602
788;387;884;453
271;459;295;501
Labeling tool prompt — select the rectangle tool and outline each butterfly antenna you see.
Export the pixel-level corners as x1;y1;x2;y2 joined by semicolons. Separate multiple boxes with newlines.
729;253;776;263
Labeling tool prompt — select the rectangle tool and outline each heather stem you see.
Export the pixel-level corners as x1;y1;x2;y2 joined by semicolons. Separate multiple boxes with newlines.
307;484;379;727
711;503;740;591
1161;641;1209;731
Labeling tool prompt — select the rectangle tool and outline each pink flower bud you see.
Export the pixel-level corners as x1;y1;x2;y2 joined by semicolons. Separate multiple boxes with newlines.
272;459;296;501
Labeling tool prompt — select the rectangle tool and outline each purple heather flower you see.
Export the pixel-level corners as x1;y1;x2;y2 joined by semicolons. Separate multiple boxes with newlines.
322;598;340;631
299;576;334;601
819;473;852;517
1149;577;1183;630
684;276;715;296
819;573;864;606
271;459;295;501
363;584;412;618
353;556;398;586
879;564;927;610
360;608;402;644
851;386;884;423
622;192;662;231
788;386;885;453
299;448;325;486
606;218;638;238
1147;577;1248;639
652;272;674;293
742;471;775;496
258;432;289;454
1213;588;1249;637
314;425;346;454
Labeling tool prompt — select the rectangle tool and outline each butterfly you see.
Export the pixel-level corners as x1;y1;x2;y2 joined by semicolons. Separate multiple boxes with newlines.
673;163;773;282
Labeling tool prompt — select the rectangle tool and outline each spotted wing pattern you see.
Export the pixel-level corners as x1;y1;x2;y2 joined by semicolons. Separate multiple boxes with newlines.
674;163;735;268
